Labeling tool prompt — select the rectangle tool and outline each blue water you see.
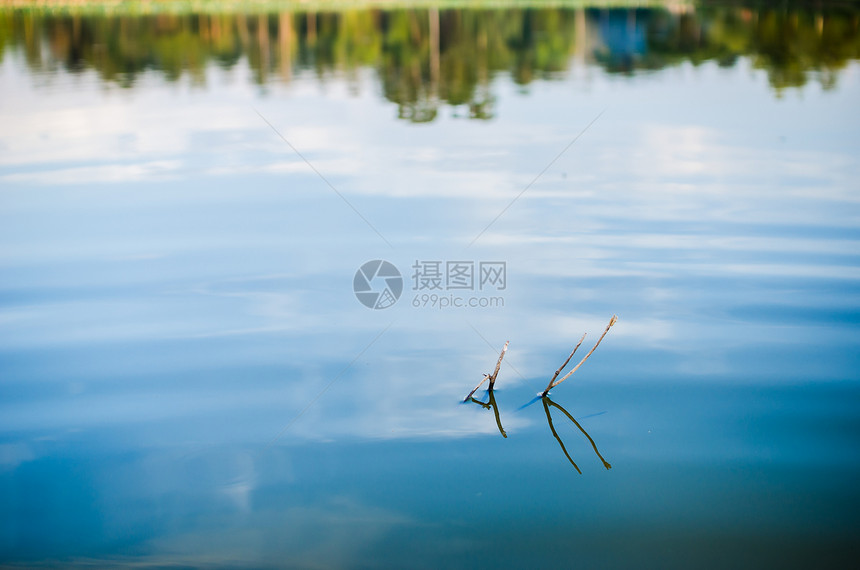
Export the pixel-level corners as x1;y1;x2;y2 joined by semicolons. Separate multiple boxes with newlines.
1;4;859;567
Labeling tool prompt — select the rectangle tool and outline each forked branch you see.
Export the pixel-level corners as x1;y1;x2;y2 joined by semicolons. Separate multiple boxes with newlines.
542;315;617;396
548;333;586;385
463;341;509;402
464;374;490;402
488;340;509;390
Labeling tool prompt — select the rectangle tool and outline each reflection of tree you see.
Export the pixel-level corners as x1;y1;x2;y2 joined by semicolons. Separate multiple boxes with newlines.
593;5;860;93
746;7;860;92
1;4;857;119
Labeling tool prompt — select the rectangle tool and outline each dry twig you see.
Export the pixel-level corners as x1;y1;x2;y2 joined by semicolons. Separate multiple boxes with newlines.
488;340;509;390
463;341;509;401
542;315;617;396
464;374;490;402
548;333;586;386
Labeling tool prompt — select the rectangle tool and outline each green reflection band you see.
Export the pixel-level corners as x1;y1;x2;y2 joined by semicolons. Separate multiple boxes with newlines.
2;3;855;119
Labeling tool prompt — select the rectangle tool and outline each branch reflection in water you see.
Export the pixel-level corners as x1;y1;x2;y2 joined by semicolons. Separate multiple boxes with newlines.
466;390;610;473
464;317;615;471
542;395;611;474
468;389;507;438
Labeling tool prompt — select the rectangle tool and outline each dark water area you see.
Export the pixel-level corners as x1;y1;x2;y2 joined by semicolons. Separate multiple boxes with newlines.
1;0;859;567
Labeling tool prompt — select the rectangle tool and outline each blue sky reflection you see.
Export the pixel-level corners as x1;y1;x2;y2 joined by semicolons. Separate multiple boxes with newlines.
1;6;859;565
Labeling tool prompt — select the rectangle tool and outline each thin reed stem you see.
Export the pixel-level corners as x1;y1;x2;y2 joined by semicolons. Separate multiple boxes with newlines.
542;315;617;395
488;340;509;389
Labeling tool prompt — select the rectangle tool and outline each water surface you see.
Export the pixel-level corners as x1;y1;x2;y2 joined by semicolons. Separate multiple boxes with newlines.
1;1;859;567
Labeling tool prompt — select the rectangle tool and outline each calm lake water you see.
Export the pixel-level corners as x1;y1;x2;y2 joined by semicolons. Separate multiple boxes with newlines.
1;1;859;567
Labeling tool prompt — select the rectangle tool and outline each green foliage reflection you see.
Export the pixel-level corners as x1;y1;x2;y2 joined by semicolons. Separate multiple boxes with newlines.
1;3;857;119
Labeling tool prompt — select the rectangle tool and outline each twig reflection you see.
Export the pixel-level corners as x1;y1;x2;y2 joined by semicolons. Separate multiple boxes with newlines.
468;390;507;438
462;334;613;471
542;395;611;473
465;390;611;472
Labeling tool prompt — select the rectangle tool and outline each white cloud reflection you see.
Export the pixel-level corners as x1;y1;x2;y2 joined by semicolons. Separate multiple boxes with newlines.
1;55;858;449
